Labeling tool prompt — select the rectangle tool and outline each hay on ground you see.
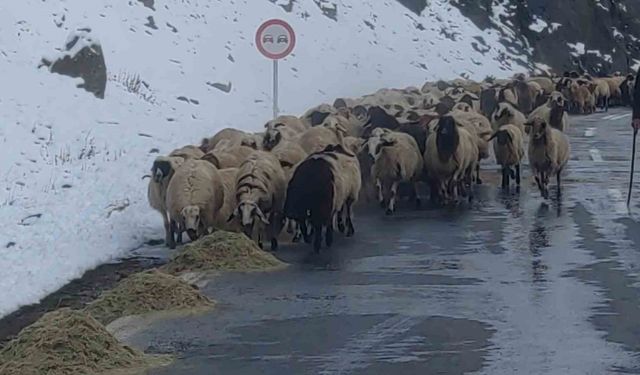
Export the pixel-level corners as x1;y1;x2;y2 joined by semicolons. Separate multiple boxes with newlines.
162;231;286;275
0;308;167;375
84;269;213;325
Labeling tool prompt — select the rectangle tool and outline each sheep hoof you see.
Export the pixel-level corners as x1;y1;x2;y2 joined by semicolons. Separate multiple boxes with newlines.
337;222;345;233
415;198;422;209
270;238;278;252
292;232;302;243
385;208;394;216
476;178;483;185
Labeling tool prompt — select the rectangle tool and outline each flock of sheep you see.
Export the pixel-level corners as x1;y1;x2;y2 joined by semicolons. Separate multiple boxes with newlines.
146;71;634;253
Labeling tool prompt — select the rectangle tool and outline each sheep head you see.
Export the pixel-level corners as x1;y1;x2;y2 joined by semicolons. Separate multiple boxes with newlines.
525;118;548;142
151;158;173;183
489;129;513;146
229;201;270;236
263;128;282;151
181;205;201;239
435;116;460;162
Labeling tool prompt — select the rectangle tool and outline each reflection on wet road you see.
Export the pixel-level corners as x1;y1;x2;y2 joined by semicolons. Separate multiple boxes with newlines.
131;109;640;374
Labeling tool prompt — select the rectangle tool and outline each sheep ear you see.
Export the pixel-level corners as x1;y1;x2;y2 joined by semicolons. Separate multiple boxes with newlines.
227;207;239;223
255;207;270;225
142;174;151;180
381;138;396;147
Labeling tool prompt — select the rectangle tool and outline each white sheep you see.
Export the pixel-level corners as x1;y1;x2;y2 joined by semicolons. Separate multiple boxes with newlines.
213;168;241;233
490;124;525;189
200;128;247;153
165;159;225;249
169;145;205;160
262;115;309;150
372;130;424;214
201;144;255;169
526;117;571;199
229;151;287;250
296;125;345;154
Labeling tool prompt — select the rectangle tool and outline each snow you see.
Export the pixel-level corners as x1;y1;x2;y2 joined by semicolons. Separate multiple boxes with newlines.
0;0;527;318
568;42;586;57
529;17;548;33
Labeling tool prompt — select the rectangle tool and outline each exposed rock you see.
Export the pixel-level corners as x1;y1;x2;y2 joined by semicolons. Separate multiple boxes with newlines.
40;28;107;98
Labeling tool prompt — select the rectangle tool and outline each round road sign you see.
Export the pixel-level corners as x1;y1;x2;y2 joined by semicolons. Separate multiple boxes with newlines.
255;19;296;60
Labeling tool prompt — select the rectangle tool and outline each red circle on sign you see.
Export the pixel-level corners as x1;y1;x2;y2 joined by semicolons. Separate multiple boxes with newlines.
256;19;296;60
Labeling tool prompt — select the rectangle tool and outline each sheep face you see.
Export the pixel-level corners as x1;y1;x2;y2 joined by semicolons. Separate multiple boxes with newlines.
366;128;389;158
151;159;172;183
263;128;282;151
454;102;472;113
548;92;565;108
231;201;270;236
490;130;513;146
435;116;459;162
493;105;510;122
352;105;368;122
308;111;332;126
527;119;548;142
181;205;201;238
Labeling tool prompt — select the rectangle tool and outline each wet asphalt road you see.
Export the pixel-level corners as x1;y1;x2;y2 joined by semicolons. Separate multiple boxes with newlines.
129;109;640;374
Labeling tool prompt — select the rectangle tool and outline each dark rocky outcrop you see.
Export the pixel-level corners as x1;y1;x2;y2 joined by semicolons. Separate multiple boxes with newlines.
450;0;640;75
40;29;107;98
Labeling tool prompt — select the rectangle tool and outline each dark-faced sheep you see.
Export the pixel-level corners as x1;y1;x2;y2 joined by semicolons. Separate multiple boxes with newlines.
491;102;526;134
424;116;479;204
490;124;525;189
528;92;570;133
147;156;185;247
526;118;570;199
284;144;361;253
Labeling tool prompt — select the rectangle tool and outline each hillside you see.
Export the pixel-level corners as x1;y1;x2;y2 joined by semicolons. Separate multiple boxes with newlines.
0;0;637;318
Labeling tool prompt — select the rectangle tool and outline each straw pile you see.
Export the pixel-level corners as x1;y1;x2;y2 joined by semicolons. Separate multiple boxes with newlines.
0;308;165;375
84;269;213;325
162;231;285;274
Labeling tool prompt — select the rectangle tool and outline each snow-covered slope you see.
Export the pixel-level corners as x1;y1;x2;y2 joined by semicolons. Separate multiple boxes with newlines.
0;0;527;317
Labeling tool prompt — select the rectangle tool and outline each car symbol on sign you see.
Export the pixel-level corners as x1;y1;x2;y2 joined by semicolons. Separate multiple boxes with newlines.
277;35;288;44
262;34;274;43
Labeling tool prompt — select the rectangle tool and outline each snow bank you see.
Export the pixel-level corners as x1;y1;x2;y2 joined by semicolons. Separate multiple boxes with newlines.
0;0;526;317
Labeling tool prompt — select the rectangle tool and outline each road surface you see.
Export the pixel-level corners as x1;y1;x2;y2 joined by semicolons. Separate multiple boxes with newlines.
121;109;640;374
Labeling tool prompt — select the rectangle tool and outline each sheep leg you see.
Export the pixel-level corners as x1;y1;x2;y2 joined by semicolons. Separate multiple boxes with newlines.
386;181;399;215
286;218;294;234
346;198;356;237
475;164;483;185
313;224;322;253
175;221;183;245
376;179;385;208
336;209;345;233
163;212;174;247
326;221;334;248
413;182;421;209
556;171;562;197
167;219;177;249
516;164;521;186
501;167;508;189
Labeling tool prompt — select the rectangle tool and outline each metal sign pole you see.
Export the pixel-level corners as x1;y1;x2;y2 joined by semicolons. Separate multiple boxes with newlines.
273;60;279;119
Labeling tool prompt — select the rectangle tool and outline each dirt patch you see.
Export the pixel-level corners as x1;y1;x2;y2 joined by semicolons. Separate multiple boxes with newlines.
84;269;213;325
162;231;286;275
0;308;169;375
0;255;164;345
